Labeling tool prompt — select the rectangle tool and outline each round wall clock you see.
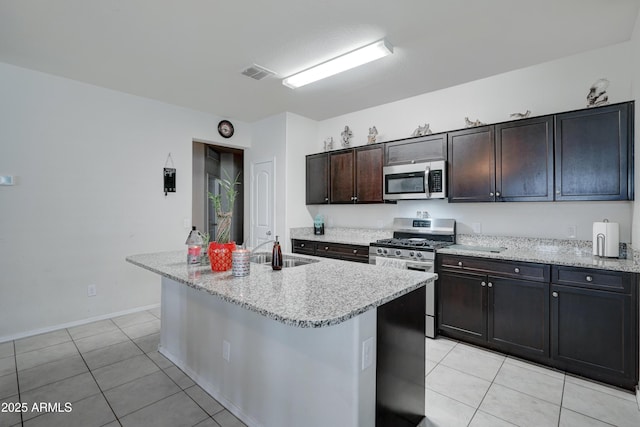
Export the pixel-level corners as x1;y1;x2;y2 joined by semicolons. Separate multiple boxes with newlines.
218;120;234;138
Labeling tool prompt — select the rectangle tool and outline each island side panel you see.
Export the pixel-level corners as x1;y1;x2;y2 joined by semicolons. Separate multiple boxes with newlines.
376;286;426;427
160;276;377;427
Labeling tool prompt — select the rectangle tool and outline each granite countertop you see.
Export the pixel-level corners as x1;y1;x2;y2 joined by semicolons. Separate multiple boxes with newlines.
126;251;435;328
290;227;392;246
440;235;640;273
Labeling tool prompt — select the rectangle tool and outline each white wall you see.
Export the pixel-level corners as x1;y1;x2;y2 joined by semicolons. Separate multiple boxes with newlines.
285;113;318;248
0;62;250;340
246;114;287;250
300;41;636;242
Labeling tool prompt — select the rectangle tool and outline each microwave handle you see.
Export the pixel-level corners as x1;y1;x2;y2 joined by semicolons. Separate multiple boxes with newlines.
424;166;431;198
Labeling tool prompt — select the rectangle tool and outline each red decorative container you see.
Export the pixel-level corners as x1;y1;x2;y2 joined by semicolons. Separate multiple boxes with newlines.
208;241;236;272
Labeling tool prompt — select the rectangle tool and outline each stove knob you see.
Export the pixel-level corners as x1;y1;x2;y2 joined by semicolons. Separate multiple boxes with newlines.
409;251;415;257
383;249;388;255
376;248;383;255
416;253;423;258
395;250;402;256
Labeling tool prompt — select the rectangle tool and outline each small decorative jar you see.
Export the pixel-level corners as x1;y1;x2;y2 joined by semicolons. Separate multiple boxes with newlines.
232;249;251;277
208;241;236;272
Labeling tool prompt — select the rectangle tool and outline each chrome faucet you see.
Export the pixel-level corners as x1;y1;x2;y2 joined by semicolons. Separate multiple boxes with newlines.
250;239;275;254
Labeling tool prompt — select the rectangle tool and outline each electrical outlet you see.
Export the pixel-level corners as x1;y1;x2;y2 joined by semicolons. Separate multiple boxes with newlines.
472;222;482;234
87;284;97;297
567;225;577;239
222;340;230;362
361;337;374;370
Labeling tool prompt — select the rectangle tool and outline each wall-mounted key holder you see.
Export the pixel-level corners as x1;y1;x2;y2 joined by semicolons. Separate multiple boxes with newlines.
164;153;176;196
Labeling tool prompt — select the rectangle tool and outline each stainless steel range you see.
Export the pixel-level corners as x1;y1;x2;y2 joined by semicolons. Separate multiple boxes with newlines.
369;217;456;338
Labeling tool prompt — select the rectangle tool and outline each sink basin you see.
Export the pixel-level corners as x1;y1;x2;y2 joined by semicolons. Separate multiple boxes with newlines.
250;253;319;268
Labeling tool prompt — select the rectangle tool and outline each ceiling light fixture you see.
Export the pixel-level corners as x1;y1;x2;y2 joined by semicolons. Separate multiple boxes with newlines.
282;38;393;89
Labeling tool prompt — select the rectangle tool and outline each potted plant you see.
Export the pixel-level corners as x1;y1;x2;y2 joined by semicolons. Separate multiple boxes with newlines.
207;170;241;271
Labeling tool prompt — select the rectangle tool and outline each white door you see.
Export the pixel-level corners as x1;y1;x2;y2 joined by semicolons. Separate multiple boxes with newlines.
251;159;275;247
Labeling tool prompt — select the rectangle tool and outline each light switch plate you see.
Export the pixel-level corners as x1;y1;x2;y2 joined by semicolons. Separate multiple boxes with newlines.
567;225;577;239
472;222;482;234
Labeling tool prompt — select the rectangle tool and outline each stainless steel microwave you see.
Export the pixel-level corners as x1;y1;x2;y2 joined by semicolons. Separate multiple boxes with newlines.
383;160;446;200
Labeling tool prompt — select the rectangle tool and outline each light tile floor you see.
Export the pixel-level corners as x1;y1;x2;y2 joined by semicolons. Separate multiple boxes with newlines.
0;308;246;427
426;337;640;427
1;312;639;427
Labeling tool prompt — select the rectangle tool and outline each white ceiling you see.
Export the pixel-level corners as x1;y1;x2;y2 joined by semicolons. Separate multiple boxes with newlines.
0;0;638;122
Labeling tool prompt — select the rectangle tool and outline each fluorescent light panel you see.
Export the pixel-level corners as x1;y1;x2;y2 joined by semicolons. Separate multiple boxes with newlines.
283;38;393;89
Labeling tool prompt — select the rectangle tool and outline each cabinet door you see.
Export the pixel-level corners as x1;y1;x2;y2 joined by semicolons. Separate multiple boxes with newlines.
555;103;631;201
437;271;487;343
329;150;355;203
495;116;554;202
385;134;446;165
305;154;329;205
448;126;496;202
354;145;384;203
551;284;637;388
488;276;549;360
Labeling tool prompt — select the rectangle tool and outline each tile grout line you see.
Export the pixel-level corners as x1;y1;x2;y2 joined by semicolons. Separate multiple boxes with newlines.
67;327;121;427
12;340;23;427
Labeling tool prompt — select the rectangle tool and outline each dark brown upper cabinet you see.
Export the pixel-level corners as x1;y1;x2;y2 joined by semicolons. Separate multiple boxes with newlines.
305;153;329;205
495;116;554;202
329;144;384;204
447;126;496;202
449;115;555;203
384;134;446;166
555;102;633;201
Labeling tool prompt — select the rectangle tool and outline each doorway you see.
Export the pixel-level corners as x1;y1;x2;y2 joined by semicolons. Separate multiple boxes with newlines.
192;142;244;245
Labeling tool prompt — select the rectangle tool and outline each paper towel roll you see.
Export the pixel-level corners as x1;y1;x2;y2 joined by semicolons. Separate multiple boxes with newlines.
593;220;619;258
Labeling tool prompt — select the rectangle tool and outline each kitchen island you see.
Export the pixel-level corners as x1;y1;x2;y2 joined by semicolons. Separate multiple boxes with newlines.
126;250;435;427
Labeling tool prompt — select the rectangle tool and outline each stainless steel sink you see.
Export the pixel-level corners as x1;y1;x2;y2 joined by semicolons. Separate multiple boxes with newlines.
250;253;319;268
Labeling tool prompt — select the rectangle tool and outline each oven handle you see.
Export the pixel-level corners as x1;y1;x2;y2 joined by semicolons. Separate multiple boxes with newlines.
406;261;434;272
424;166;431;199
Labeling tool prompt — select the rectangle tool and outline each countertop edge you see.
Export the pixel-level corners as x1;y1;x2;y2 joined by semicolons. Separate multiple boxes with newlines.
126;256;435;328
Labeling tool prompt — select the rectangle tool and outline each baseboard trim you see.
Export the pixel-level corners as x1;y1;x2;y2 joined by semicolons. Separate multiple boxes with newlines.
0;303;160;343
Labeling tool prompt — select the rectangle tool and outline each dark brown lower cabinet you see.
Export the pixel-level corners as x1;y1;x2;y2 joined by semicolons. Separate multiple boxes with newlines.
551;282;637;390
438;271;487;343
489;277;549;362
437;256;639;390
438;270;549;362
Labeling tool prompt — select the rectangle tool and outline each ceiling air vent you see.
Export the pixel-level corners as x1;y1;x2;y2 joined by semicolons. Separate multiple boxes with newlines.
241;64;276;80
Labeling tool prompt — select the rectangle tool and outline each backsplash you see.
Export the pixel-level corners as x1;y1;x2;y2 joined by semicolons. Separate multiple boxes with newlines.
457;234;629;259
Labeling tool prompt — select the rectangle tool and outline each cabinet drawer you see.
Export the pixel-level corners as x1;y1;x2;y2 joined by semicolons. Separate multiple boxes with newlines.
317;242;369;262
439;255;549;282
292;239;316;255
552;266;633;293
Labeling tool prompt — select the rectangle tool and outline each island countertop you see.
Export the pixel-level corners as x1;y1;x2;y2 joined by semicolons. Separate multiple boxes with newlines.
126;250;435;328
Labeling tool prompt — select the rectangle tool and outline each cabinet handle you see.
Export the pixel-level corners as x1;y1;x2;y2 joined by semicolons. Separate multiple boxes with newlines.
586;275;593;282
514;267;520;273
552;291;558;298
489;192;494;197
458;261;463;267
488;282;493;288
324;197;328;201
481;281;486;287
411;160;415;164
353;249;358;254
556;190;561;195
496;191;501;197
300;243;305;247
354;196;358;201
